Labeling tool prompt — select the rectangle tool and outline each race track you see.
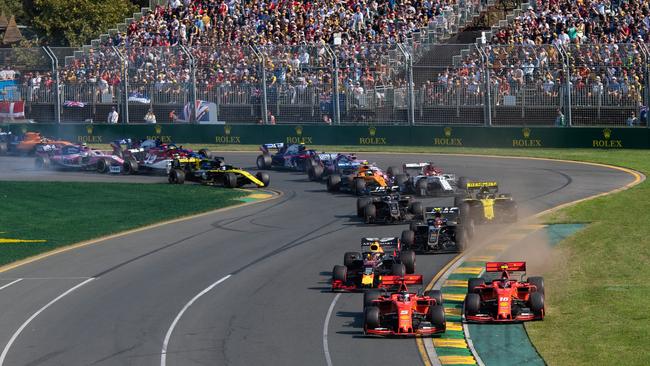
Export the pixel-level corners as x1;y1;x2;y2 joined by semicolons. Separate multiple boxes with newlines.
0;153;635;366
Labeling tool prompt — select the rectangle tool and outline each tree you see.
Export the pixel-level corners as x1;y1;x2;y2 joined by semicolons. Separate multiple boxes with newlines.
0;0;27;26
31;0;137;46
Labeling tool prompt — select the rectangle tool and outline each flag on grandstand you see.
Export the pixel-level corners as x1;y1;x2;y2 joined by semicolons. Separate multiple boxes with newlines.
128;92;151;104
180;100;218;123
0;101;24;119
63;100;86;108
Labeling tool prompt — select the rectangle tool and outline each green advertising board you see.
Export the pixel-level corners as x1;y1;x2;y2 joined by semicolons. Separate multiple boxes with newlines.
2;123;648;149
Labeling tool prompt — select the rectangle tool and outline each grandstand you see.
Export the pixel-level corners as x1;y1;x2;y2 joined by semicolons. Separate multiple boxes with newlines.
0;0;648;126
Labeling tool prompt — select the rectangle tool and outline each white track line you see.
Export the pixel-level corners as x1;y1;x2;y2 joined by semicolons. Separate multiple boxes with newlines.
0;279;22;291
160;274;231;366
0;277;95;366
323;293;341;366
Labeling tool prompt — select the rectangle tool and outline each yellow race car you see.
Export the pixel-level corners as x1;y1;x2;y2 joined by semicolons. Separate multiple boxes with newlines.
168;156;270;188
453;181;517;224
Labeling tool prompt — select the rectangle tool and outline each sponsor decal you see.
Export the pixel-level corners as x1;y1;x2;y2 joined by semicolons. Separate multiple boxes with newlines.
286;125;313;144
215;124;241;144
592;128;622;148
359;126;387;145
433;127;462;146
512;128;542;147
78;124;103;143
146;125;172;143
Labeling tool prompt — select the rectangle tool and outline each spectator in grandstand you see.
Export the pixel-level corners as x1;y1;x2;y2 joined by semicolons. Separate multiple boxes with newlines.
627;112;639;127
554;108;566;127
169;110;178;122
144;109;157;124
108;107;119;124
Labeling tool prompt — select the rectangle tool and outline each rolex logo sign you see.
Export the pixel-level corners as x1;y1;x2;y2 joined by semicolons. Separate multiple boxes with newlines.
216;124;241;144
78;124;102;143
224;124;232;136
295;125;303;136
146;124;172;142
444;127;452;138
286;125;312;144
593;128;622;148
359;126;387;145
522;128;531;139
86;125;94;135
20;125;27;134
512;127;542;147
154;124;163;135
434;126;462;146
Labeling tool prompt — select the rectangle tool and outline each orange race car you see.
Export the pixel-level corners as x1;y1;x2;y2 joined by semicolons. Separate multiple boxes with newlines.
3;132;74;155
326;164;406;195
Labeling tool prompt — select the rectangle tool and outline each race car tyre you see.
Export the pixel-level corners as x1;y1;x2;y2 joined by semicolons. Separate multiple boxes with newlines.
124;158;138;174
363;290;381;308
356;197;371;217
465;217;476;239
364;306;381;330
464;293;481;315
416;179;428;197
468;278;484;293
424;290;443;306
224;172;238;188
401;250;416;274
332;265;347;283
327;174;341;192
457;176;469;189
34;156;50;169
96;158;109;173
400;230;415;248
364;204;376;224
256;154;271;170
530;292;545;316
255;172;271;187
0;142;7;155
428;305;446;330
169;169;185;184
394;174;408;188
459;202;472;227
308;166;323;181
343;252;362;268
528;276;545;296
409;201;424;219
353;177;366;195
391;263;406;277
457;228;467;252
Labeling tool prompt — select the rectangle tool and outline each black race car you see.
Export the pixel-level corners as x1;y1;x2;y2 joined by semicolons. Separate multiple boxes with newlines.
400;207;470;254
256;143;317;171
356;187;424;224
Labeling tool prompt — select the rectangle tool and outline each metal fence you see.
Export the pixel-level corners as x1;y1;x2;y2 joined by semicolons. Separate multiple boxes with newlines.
1;43;649;127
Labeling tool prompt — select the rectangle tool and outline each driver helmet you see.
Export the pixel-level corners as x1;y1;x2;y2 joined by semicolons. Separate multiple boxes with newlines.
434;217;444;228
402;293;410;302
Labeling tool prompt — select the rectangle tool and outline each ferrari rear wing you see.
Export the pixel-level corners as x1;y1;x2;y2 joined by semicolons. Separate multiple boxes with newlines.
379;275;423;285
486;261;526;272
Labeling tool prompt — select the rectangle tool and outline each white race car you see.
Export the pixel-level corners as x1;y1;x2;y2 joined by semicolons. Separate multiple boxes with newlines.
399;163;458;197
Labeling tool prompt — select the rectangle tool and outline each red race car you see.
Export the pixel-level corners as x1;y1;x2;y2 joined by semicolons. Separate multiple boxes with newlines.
464;261;545;323
363;276;446;337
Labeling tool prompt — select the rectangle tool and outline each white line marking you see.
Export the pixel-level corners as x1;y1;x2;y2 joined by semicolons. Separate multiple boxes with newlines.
0;277;94;366
0;279;22;291
323;293;341;366
160;274;231;366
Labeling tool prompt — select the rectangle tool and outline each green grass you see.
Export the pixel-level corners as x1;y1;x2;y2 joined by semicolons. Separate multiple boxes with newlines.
0;182;246;267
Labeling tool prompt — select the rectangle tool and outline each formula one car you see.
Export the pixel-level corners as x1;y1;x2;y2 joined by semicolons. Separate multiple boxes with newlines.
168;156;270;188
464;261;545;323
256;143;317;171
327;164;401;195
454;181;517;224
331;238;416;291
400;207;469;254
399;163;457;197
34;144;124;173
307;153;363;181
2;131;74;155
113;139;191;175
356;186;424;224
363;276;446;337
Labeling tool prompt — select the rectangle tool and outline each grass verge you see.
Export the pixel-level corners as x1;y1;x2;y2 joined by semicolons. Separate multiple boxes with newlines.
0;181;246;267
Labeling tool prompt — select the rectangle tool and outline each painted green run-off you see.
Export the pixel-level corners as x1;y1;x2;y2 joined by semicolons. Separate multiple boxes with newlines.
438;330;466;339
468;323;545;366
442;286;468;295
545;224;587;247
435;347;475;357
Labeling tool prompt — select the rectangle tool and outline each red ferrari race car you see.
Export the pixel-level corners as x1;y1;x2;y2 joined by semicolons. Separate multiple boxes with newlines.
464;261;545;323
363;276;446;337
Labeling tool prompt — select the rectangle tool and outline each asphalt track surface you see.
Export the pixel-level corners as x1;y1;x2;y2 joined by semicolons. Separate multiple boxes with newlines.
0;153;636;366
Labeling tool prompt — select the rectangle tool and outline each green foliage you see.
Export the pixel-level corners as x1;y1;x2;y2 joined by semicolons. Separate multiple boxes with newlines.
0;0;27;25
31;0;137;46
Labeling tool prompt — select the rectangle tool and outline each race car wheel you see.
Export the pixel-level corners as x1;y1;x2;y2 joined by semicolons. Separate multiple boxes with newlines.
456;228;467;252
409;201;424;219
391;263;406;277
428;305;446;330
415;179;428;197
363;289;381;308
400;230;415;248
528;276;545;296
457;176;469;189
124;158;138;175
308;166;323;181
343;252;362;268
224;172;238;188
386;166;399;177
327;174;341;192
256;154;271;170
353;178;366;195
363;204;376;224
468;278;484;293
529;292;545;316
401;250;416;274
364;306;381;330
394;174;408;188
356;197;371;217
255;172;271;187
169;169;185;184
34;156;50;169
332;265;347;283
424;290;443;306
96;158;109;173
464;293;481;315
